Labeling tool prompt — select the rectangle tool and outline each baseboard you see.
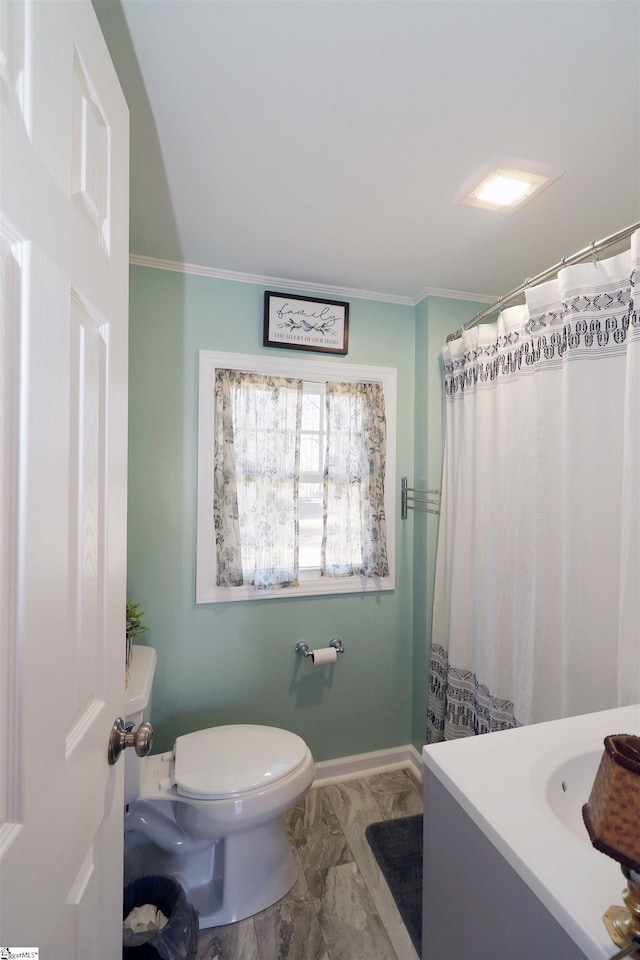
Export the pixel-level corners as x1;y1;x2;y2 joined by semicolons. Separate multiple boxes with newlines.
312;743;423;788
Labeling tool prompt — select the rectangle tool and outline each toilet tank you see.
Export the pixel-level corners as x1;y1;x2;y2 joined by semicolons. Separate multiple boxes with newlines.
124;645;157;805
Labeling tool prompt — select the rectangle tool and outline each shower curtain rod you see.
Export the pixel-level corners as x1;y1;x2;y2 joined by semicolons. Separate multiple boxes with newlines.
446;220;640;343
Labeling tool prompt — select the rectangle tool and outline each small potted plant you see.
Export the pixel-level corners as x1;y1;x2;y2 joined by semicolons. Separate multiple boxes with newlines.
126;599;149;686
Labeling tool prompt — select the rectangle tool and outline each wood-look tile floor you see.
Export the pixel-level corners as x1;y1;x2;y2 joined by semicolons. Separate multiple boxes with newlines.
195;767;423;960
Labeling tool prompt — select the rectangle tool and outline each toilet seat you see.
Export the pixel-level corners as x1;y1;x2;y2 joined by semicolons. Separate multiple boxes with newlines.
173;724;309;800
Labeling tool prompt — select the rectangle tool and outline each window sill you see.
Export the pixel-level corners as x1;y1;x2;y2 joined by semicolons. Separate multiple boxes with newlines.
196;572;395;604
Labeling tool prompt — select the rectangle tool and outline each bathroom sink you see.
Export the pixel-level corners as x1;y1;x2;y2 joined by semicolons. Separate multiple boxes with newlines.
545;748;603;840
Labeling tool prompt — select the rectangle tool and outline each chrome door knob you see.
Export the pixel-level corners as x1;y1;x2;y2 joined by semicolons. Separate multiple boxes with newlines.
108;718;154;765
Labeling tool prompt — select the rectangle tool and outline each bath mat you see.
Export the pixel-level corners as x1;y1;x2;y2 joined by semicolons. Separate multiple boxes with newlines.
365;814;423;956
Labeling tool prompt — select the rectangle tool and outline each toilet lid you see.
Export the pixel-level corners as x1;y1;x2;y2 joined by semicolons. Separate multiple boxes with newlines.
173;724;308;799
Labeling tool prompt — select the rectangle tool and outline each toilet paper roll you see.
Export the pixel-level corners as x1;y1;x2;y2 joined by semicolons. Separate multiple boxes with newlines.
311;646;338;665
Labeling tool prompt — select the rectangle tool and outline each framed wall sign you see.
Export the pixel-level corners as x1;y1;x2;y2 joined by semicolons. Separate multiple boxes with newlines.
263;291;349;355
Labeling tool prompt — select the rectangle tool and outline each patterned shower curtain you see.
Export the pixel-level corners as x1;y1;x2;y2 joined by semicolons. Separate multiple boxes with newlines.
427;229;640;742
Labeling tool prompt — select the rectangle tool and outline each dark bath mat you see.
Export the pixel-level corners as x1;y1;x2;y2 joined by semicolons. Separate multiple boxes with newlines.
365;814;423;956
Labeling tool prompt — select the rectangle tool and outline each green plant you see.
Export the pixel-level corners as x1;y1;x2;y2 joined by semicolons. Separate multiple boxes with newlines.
126;599;149;641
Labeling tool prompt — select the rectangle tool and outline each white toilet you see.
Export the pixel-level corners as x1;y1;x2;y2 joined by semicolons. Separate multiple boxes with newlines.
123;646;315;928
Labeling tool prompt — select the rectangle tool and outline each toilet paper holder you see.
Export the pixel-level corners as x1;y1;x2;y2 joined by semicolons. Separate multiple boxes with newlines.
295;637;344;658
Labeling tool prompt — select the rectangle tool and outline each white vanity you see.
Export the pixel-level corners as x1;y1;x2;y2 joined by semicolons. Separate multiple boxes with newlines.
422;704;640;960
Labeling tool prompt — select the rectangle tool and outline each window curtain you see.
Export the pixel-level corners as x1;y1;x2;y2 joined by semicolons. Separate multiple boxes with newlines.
427;228;639;742
322;381;389;578
214;370;302;589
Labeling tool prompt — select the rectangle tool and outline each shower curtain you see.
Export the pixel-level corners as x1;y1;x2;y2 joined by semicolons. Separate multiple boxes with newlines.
427;228;640;742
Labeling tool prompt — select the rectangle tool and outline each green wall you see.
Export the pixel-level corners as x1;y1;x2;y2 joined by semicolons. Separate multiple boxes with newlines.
411;297;431;749
128;265;416;760
127;263;485;761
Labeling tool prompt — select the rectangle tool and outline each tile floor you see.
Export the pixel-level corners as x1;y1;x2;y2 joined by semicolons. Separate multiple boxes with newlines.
195;766;423;960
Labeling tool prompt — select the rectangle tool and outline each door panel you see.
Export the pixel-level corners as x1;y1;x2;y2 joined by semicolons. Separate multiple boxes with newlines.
0;1;129;954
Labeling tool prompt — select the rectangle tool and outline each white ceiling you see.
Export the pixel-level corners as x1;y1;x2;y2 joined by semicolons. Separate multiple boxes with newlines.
94;0;640;304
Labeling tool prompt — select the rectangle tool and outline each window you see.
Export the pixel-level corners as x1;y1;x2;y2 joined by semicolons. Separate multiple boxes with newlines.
299;382;325;573
196;351;396;603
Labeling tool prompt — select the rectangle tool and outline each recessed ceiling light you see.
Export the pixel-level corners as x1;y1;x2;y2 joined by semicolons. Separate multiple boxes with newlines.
455;154;563;214
477;174;532;206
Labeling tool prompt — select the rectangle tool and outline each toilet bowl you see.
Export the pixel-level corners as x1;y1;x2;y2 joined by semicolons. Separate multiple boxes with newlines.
124;648;315;928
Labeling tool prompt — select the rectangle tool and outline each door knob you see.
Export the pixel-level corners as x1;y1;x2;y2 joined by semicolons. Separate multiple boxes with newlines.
108;718;154;765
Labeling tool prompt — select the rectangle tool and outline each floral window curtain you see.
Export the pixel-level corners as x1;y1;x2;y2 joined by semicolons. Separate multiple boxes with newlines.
322;381;389;578
214;370;302;589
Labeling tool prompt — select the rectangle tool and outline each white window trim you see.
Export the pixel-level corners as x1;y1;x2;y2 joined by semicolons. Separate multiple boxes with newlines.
196;350;397;604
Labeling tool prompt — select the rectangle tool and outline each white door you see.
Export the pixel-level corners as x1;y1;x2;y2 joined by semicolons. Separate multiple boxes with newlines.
0;0;129;955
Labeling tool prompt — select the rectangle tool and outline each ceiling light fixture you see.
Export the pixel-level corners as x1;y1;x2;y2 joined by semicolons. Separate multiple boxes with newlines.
455;154;563;214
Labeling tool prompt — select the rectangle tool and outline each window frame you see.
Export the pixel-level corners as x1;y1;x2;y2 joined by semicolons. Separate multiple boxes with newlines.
196;350;397;604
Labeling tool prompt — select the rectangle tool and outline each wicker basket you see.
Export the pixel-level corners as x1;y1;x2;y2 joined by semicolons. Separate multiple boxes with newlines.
583;734;640;871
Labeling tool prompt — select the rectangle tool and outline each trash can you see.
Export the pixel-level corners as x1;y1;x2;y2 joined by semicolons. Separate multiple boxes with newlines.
123;875;199;960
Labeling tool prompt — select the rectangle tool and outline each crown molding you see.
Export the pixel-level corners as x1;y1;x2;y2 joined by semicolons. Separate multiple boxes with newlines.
129;253;494;308
413;284;495;307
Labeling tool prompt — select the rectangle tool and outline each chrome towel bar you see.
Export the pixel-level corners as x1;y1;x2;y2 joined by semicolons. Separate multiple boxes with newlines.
401;477;441;518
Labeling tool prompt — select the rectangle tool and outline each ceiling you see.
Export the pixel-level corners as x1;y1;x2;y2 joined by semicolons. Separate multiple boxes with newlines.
94;0;640;305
